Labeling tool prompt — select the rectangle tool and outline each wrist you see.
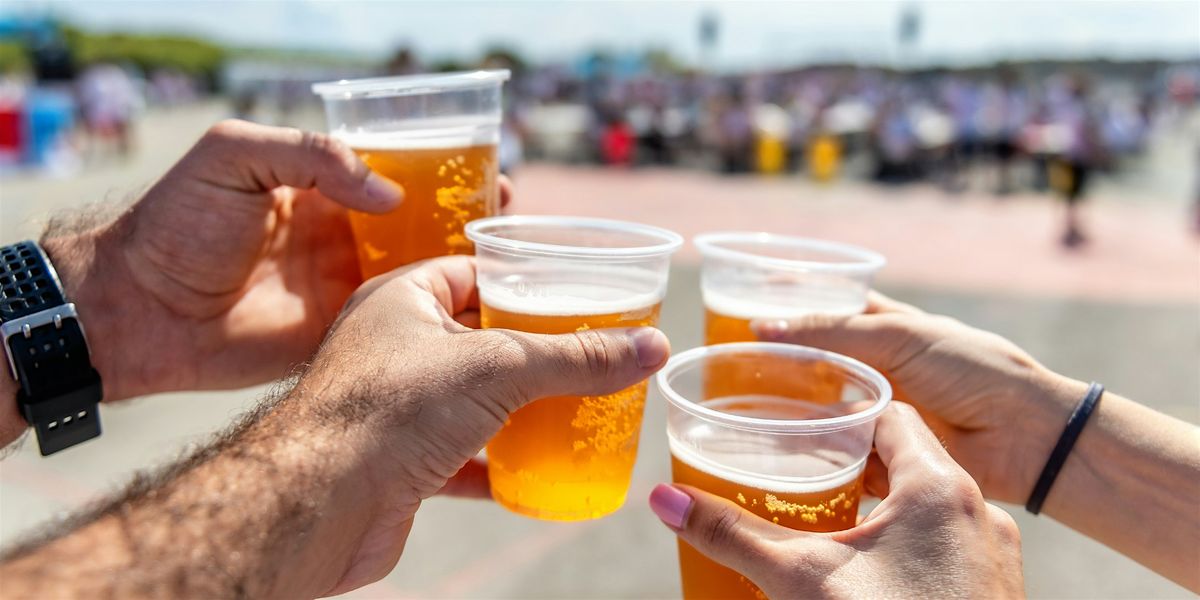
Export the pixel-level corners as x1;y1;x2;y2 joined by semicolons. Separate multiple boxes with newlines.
1011;368;1089;504
40;219;165;401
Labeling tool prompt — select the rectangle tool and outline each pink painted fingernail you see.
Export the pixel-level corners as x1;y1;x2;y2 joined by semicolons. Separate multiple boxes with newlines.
364;172;404;207
650;483;693;530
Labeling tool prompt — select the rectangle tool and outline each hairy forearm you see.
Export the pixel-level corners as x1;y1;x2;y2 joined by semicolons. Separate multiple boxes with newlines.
1040;377;1200;591
0;387;377;598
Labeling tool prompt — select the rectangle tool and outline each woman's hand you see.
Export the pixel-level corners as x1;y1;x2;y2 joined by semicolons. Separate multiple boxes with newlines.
754;291;1079;504
650;403;1025;599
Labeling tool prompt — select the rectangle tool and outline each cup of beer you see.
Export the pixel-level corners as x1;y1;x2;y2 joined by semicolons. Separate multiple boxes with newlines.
313;70;510;279
657;342;892;600
466;216;682;521
695;232;884;400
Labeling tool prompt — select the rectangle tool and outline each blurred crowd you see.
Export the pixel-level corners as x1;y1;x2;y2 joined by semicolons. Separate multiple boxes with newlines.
0;18;204;174
497;60;1200;244
3;16;1198;244
511;63;1196;177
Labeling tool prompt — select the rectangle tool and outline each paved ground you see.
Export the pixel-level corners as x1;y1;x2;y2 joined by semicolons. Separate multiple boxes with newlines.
0;102;1197;599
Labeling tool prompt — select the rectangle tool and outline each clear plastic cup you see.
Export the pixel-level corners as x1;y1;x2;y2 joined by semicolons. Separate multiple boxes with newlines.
312;70;510;279
696;232;886;342
696;232;885;400
657;341;892;600
466;215;683;521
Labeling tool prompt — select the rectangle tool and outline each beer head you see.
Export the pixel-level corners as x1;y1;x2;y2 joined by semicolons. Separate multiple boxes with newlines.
467;216;683;313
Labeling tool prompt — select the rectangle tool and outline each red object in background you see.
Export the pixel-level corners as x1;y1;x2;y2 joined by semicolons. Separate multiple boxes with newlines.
601;122;634;166
0;101;22;161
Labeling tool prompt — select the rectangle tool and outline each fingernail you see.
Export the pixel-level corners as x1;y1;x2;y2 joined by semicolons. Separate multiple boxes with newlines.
753;319;790;340
649;484;693;530
630;327;669;369
364;172;404;208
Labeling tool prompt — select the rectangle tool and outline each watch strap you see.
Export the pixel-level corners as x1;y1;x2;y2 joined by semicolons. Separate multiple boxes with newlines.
1;241;102;455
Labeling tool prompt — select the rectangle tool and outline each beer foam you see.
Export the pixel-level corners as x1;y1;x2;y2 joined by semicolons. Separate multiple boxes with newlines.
703;287;864;320
332;117;499;150
480;281;662;317
669;436;864;494
668;395;866;494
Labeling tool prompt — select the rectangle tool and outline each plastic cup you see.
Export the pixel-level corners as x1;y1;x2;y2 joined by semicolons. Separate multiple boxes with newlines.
466;215;683;521
657;341;892;600
695;232;885;400
313;70;510;279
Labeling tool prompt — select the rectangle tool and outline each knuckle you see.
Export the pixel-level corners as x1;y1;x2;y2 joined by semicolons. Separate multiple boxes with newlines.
889;401;921;420
987;504;1022;545
461;332;525;385
924;470;986;517
301;130;361;174
204;118;248;142
703;505;745;549
568;329;620;379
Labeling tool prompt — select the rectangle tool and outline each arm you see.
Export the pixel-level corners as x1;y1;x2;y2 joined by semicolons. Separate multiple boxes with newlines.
1038;377;1200;591
0;391;378;598
757;292;1200;592
0;256;669;597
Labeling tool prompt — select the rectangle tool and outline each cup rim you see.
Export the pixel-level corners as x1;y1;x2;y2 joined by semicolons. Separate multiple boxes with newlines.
693;231;886;274
311;69;511;99
656;342;892;433
466;215;683;260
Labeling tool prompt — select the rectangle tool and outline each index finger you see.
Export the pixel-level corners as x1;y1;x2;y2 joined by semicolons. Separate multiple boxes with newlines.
188;120;404;213
405;256;479;318
872;403;966;491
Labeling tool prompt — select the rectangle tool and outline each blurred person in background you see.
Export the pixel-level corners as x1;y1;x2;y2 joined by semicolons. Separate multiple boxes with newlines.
871;94;919;183
77;62;141;159
19;24;81;173
987;69;1030;196
599;109;635;166
709;82;751;174
1048;75;1107;248
652;293;1200;596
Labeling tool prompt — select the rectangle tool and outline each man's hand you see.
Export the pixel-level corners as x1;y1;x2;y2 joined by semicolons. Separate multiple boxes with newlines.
650;403;1025;599
2;119;510;447
0;256;670;598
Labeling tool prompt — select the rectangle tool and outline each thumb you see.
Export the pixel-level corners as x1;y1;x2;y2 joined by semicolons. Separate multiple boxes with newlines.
498;326;670;401
189;120;404;213
649;484;831;585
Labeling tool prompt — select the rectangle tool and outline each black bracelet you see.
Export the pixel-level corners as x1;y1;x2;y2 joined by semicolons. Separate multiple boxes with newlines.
1025;382;1104;515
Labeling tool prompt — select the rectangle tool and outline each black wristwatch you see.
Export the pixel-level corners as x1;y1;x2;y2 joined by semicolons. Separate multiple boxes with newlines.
0;241;102;455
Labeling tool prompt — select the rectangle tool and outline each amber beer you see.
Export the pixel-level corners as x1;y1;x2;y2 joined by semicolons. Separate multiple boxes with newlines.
313;70;511;279
669;398;867;600
659;343;891;600
703;291;859;401
481;285;663;520
340;137;498;279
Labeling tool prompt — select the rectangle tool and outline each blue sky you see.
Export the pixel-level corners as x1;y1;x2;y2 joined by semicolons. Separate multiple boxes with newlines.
5;1;1199;68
